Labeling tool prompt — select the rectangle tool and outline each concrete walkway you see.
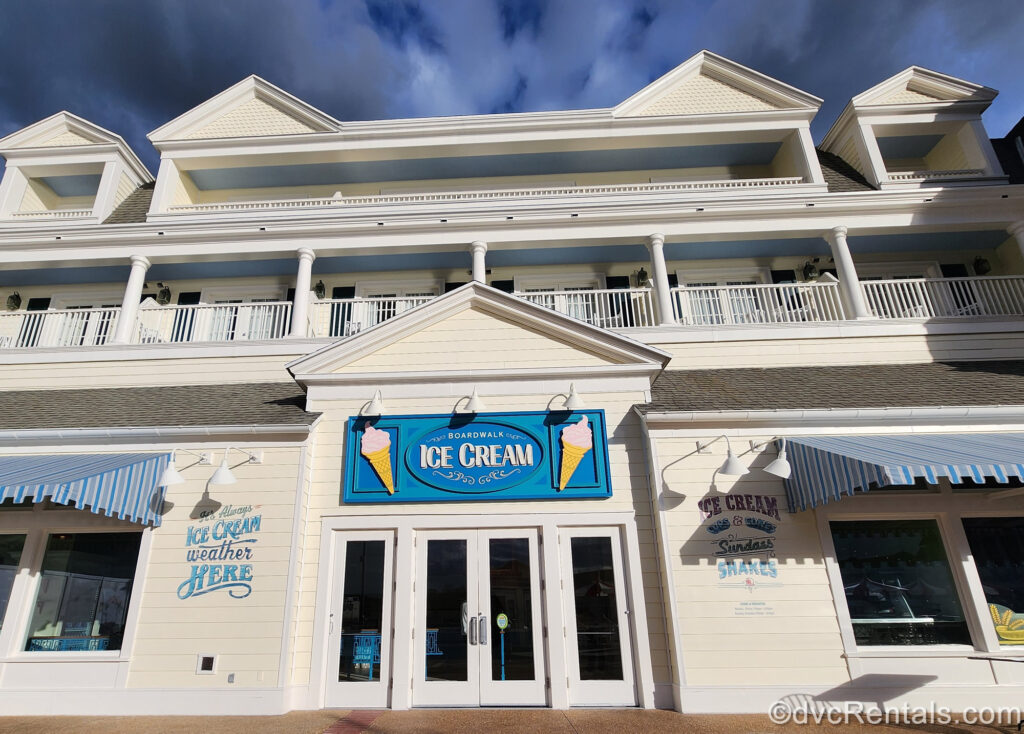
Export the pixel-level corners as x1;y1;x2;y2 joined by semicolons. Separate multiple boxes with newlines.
0;709;1021;733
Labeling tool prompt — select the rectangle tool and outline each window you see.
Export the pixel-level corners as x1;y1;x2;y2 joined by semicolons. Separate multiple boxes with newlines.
0;534;26;633
962;518;1024;646
829;520;970;646
24;532;142;652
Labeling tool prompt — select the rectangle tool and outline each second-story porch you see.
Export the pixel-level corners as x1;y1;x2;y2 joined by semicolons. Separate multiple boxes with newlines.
2;222;1023;351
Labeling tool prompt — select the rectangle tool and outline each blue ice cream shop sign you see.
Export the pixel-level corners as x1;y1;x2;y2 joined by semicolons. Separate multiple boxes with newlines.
343;410;612;503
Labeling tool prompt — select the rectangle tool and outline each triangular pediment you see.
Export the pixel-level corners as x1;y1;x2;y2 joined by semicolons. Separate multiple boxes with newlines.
287;283;670;382
149;76;339;142
854;67;997;108
614;50;821;118
0;111;122;150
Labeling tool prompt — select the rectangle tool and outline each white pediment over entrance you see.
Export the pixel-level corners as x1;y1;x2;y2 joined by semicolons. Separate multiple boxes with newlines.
0;111;123;150
853;67;997;108
287;283;669;384
614;50;821;118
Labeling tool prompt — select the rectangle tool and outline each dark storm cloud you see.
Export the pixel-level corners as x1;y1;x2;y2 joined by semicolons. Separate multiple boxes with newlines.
0;0;1021;176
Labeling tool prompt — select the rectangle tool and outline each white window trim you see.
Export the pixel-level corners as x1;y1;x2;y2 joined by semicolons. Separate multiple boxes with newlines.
354;278;441;298
813;485;1024;659
0;507;152;666
513;272;606;292
198;284;288;304
49;290;124;309
674;266;769;285
855;260;942;279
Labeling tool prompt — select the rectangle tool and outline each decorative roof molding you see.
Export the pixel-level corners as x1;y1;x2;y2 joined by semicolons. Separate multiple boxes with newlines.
0;111;152;181
148;75;340;143
287;282;671;381
614;50;822;119
852;66;998;110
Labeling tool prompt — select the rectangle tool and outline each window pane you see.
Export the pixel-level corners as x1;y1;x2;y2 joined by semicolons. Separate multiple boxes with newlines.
0;534;26;633
489;538;535;681
830;520;970;645
962;517;1024;646
425;539;468;681
25;532;141;652
338;540;386;682
570;536;623;679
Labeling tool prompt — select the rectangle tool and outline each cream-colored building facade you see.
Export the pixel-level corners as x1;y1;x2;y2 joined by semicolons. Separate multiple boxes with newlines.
1;51;1024;715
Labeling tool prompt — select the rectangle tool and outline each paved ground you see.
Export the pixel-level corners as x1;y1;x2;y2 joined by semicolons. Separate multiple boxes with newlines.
0;709;1022;734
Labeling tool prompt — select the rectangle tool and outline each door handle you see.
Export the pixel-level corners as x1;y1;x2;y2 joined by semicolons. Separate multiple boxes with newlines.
479;615;488;645
468;615;477;645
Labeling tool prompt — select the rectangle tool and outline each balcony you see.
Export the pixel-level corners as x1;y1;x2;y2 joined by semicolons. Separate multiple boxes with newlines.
163;177;807;216
2;277;1023;351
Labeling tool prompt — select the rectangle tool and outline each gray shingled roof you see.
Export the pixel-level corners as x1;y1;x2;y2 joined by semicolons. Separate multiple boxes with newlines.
0;382;317;430
816;150;875;193
103;182;155;225
638;361;1024;414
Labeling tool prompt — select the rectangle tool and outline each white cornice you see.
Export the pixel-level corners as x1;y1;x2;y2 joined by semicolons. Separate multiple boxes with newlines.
0;422;315;448
638;405;1024;429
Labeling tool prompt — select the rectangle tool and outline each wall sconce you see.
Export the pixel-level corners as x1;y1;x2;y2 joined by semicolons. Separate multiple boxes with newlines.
6;291;21;311
696;435;750;476
634;267;650;287
548;384;585;411
314;280;327;299
157;449;212;487
802;259;819;280
974;256;992;276
156;283;172;305
209;448;263;486
362;390;384;417
456;387;487;413
763;438;792;479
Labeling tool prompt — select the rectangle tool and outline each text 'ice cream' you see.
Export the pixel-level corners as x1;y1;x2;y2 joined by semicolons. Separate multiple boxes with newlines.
558;415;593;491
360;425;394;494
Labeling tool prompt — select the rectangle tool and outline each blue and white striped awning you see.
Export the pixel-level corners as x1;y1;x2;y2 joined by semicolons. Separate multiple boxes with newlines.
0;453;170;526
785;434;1024;512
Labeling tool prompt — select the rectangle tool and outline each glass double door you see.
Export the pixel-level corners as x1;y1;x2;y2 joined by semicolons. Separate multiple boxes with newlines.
413;529;545;706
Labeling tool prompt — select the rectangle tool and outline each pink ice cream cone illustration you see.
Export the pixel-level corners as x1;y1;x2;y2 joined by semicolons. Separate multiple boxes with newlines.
558;415;593;491
360;425;394;494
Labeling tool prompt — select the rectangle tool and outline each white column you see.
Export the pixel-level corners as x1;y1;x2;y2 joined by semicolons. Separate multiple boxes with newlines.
826;226;871;319
470;241;487;283
111;255;151;344
1008;222;1024;265
646;233;675;326
289;247;316;338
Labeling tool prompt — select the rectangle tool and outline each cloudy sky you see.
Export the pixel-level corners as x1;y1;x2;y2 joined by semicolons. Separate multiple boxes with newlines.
0;0;1022;173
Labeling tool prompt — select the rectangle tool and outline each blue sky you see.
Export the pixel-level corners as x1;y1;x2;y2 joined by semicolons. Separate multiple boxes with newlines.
0;0;1022;174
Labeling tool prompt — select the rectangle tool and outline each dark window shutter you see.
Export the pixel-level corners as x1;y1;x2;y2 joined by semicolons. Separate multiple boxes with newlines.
286;288;296;302
445;281;467;293
177;291;201;306
26;297;51;311
332;286;355;299
770;269;797;284
605;276;630;289
490;280;514;293
667;274;679;288
941;264;969;278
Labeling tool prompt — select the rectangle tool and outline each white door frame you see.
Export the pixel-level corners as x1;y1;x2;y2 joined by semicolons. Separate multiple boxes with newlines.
308;512;654;711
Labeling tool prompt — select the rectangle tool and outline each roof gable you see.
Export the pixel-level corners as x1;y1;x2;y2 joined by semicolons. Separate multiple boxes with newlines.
148;75;339;143
0;111;125;150
614;50;821;118
853;66;997;108
288;283;670;382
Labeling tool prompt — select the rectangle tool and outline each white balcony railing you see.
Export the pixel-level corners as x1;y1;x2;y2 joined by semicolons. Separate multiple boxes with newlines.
308;296;436;338
165;177;805;214
0;307;120;348
862;276;1024;320
886;169;985;182
10;209;94;219
515;288;657;328
670;281;846;326
133;301;293;344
